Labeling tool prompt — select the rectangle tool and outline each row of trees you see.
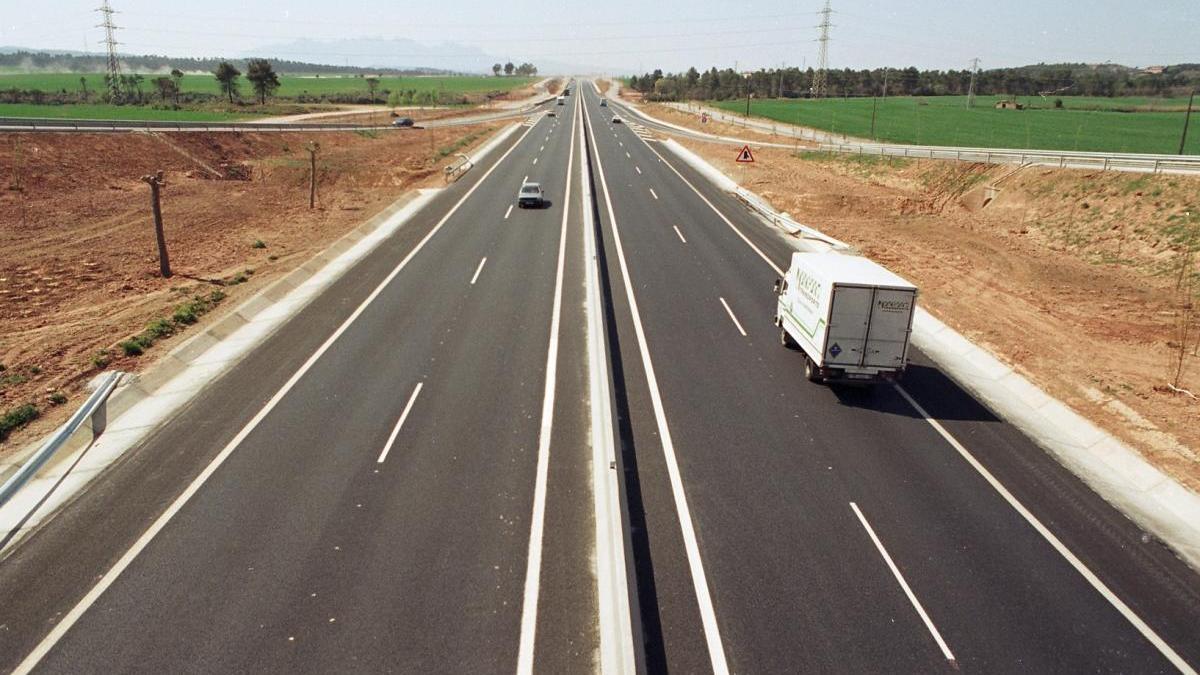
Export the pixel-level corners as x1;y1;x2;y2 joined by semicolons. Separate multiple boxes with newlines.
212;59;281;104
491;62;538;77
628;63;1200;102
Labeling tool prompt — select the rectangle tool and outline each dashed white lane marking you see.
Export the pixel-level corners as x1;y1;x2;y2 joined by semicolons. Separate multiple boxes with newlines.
377;383;425;463
718;297;747;337
850;502;956;665
523;175;529;183
470;257;487;285
649;188;659;200
540;145;545;152
673;225;687;243
626;152;631;159
533;157;538;165
505;204;514;220
635;166;641;174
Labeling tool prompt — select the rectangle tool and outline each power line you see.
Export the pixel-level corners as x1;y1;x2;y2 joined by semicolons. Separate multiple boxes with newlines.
95;0;121;98
811;0;834;98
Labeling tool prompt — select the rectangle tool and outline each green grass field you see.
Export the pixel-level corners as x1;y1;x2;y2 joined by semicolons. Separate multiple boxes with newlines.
0;73;536;98
0;103;252;121
709;95;1199;155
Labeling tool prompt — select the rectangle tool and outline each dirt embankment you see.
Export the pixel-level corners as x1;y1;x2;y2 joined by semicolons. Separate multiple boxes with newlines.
665;124;1200;492
0;123;499;452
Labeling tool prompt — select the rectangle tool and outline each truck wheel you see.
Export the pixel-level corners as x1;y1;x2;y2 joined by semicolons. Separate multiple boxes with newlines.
779;327;796;349
804;357;821;382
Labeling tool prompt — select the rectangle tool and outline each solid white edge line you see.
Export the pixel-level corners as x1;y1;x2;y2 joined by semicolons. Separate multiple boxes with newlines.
893;385;1197;675
718;297;747;337
673;225;687;243
505;204;514;220
649;188;659;200
470;257;488;285
583;95;731;675
12;121;540;675
376;383;424;464
618;94;1199;673
581;99;638;675
515;94;577;675
850;501;956;664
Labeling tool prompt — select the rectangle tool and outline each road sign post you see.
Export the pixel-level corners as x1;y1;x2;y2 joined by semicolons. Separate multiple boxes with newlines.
736;145;755;163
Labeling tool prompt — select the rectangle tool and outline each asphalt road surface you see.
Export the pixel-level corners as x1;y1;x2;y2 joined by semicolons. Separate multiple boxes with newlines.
0;81;1197;674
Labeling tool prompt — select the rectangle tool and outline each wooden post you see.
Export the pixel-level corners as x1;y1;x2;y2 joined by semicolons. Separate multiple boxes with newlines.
1180;90;1195;156
306;141;319;208
141;170;170;278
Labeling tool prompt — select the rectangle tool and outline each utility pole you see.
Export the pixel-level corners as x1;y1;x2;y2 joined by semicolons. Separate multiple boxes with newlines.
882;68;889;99
746;89;752;116
95;0;122;100
870;96;878;139
1180;90;1195;155
141;170;171;278
967;57;980;108
306;142;320;208
811;0;833;98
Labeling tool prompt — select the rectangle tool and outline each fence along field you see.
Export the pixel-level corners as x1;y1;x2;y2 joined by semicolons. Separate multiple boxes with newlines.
709;94;1199;155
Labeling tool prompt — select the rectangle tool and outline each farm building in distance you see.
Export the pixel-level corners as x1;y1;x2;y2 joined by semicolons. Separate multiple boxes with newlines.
994;99;1025;110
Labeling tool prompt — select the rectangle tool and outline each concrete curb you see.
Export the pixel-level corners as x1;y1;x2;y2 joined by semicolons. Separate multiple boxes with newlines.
657;135;1200;571
0;122;523;555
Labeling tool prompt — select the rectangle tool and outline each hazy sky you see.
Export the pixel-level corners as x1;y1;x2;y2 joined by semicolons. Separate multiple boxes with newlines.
2;0;1197;73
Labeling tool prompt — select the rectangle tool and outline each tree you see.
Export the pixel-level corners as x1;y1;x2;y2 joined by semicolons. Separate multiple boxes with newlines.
170;68;184;105
504;62;515;76
214;61;242;104
246;59;281;105
365;77;380;102
492;63;502;77
153;76;178;103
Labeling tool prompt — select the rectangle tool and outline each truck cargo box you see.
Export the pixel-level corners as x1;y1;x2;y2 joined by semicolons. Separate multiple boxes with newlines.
775;252;918;385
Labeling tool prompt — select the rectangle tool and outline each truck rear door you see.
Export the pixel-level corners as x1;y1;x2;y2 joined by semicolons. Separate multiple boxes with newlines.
863;288;916;368
824;285;872;366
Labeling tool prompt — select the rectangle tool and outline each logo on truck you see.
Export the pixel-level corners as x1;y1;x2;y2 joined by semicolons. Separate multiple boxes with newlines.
793;268;822;308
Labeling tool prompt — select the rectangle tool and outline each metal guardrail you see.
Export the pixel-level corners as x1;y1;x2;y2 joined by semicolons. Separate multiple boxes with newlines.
444;153;475;183
732;188;851;250
0;371;122;509
818;142;1200;175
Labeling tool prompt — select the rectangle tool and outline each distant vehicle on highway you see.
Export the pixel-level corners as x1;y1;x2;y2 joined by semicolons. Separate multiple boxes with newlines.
391;117;414;127
517;181;545;208
556;96;565;105
547;110;557;117
599;99;607;107
611;115;622;124
775;251;917;386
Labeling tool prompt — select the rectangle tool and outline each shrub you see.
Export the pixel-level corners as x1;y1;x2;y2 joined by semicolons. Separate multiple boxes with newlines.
0;403;39;441
145;317;176;339
173;304;200;325
252;239;267;249
119;339;145;356
92;350;112;370
48;392;68;405
209;290;227;303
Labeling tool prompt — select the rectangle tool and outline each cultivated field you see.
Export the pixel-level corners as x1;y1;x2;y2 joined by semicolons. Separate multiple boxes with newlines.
710;95;1199;155
0;73;537;98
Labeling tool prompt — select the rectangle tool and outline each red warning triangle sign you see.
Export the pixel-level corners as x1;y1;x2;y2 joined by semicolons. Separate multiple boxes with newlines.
736;145;755;163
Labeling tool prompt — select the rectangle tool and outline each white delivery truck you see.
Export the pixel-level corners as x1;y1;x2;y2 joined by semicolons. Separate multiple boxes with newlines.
774;251;918;386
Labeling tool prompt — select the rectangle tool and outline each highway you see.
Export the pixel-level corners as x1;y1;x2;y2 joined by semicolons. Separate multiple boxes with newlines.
0;80;1198;673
